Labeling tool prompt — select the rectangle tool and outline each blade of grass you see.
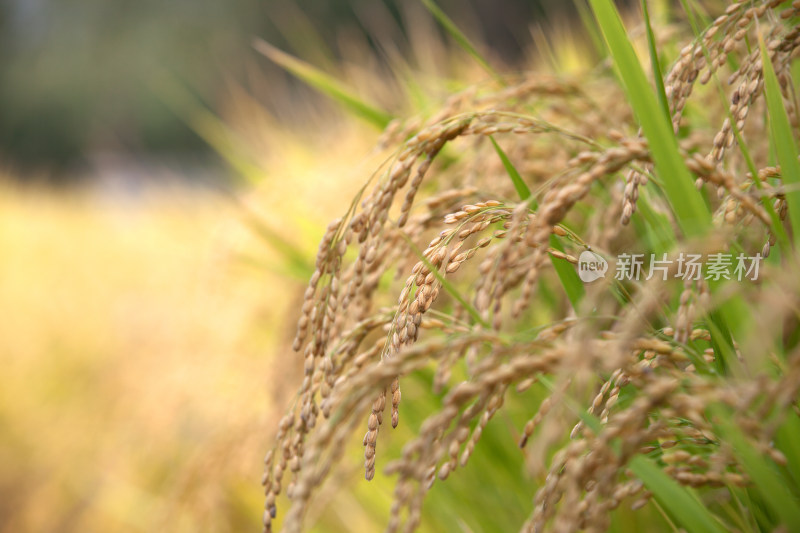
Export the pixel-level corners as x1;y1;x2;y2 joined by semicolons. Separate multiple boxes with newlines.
490;136;585;309
632;188;677;251
151;74;315;277
489;136;531;200
538;375;727;533
703;303;742;376
530;24;562;74
381;45;432;114
253;38;393;129
236;202;315;279
640;0;670;121
775;412;800;487
712;406;800;530
590;0;749;379
588;0;711;237
677;0;790;252
575;0;607;58
268;2;337;71
671;0;786;374
151;74;264;184
548;236;586;310
760;34;800;248
418;0;505;85
628;456;728;533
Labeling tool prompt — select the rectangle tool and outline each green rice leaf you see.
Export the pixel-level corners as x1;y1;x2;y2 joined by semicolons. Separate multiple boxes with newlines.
152;74;264;184
759;35;800;247
640;0;670;120
713;406;800;530
540;377;727;533
253;38;393;129
489;136;531;201
588;0;711;237
490;136;585;309
548;236;586;310
703;302;742;376
590;0;750;380
677;0;790;251
575;0;607;58
237;203;315;279
628;456;728;533
418;0;504;85
775;412;800;487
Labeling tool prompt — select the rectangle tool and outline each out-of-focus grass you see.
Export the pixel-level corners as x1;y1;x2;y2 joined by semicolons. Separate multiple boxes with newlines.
0;101;395;529
0;183;296;532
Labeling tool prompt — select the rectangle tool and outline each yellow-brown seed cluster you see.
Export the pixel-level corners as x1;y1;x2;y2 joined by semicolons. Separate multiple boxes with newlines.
262;3;800;532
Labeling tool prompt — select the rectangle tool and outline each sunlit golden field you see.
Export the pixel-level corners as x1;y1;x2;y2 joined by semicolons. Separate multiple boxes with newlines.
0;124;374;532
0;186;270;531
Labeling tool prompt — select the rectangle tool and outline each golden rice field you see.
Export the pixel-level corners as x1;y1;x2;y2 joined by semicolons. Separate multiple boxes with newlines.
0;185;272;531
0;122;377;532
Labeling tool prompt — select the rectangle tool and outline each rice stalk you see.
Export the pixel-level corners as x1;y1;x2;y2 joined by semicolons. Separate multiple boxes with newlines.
261;3;800;532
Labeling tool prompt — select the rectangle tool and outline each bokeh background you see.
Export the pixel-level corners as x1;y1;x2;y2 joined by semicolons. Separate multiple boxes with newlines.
0;1;584;531
0;0;570;180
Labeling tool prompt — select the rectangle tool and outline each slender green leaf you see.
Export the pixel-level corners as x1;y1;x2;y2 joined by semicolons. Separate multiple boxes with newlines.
151;74;263;184
640;0;670;120
669;1;788;365
538;375;602;433
590;0;751;379
677;0;790;252
540;376;727;533
236;204;315;278
775;412;800;487
760;35;800;247
268;2;337;71
588;0;711;237
548;236;586;310
703;302;742;376
253;39;393;129
418;0;505;85
575;0;607;58
382;46;432;114
490;136;585;309
151;74;315;277
628;456;728;533
633;188;677;250
713;406;800;530
490;136;531;201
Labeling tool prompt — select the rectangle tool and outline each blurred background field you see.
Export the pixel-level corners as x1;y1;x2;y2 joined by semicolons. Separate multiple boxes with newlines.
0;1;603;531
0;0;567;181
0;118;389;530
0;183;283;531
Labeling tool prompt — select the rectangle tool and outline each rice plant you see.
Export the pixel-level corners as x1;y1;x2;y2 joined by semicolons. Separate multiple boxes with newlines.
261;1;800;531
